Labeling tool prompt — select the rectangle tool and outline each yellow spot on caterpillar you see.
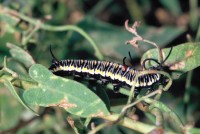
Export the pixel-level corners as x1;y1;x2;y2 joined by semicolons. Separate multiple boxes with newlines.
106;72;113;78
69;65;75;71
82;68;87;72
121;77;126;82
110;73;114;79
147;81;152;86
76;68;81;72
59;66;63;70
125;80;131;85
131;70;135;74
115;74;121;80
95;69;101;74
124;79;130;85
91;69;94;74
63;66;68;71
140;82;143;87
88;69;94;74
99;71;105;76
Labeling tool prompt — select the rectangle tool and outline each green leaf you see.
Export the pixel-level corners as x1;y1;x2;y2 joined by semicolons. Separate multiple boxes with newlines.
0;89;23;131
141;42;200;79
7;60;28;75
189;128;200;134
93;84;110;111
7;42;35;68
23;64;110;117
3;79;38;115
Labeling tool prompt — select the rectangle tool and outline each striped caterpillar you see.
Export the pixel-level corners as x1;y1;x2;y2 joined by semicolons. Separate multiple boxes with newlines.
49;48;172;98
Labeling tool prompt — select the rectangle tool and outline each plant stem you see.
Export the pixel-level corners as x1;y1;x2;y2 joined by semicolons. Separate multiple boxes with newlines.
148;100;184;132
88;121;110;134
123;89;162;112
3;7;103;60
99;113;156;133
150;108;163;127
84;117;91;127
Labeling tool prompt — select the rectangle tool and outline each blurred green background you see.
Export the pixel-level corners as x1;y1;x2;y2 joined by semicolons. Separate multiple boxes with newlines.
0;0;200;134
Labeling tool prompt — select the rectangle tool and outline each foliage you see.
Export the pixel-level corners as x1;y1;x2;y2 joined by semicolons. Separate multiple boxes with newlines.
0;1;200;134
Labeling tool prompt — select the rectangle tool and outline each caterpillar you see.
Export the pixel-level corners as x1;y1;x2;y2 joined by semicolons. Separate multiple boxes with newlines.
49;47;172;98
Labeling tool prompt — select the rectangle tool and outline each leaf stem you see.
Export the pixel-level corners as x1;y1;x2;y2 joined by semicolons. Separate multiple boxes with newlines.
22;20;42;46
84;117;92;127
3;7;103;60
1;57;18;78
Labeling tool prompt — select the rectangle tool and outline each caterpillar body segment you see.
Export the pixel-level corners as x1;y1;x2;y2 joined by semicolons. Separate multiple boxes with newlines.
49;59;161;97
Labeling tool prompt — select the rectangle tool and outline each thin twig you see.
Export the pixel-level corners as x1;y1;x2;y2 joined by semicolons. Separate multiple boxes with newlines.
122;89;162;113
149;108;163;127
67;117;79;134
22;20;42;46
2;57;18;78
125;20;163;65
88;121;111;134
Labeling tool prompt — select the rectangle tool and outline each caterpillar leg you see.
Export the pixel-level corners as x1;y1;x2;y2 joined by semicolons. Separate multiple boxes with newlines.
100;79;109;85
73;76;82;82
113;84;121;93
74;72;82;77
133;88;141;98
88;80;97;89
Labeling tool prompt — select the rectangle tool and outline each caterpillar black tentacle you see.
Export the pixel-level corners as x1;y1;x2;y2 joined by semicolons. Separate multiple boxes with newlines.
142;47;173;70
50;45;59;63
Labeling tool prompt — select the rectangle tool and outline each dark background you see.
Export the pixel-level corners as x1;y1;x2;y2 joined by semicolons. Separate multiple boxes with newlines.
0;0;200;133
